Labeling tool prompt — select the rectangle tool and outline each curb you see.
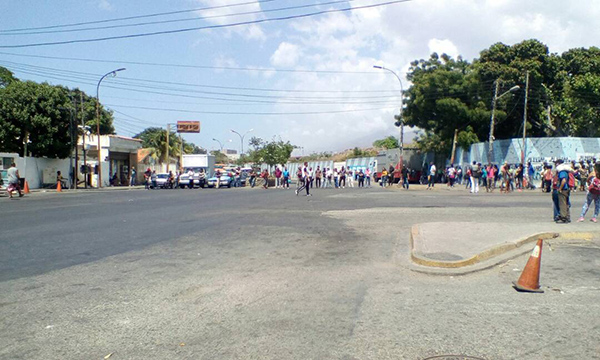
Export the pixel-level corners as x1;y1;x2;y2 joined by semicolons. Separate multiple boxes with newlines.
409;224;599;275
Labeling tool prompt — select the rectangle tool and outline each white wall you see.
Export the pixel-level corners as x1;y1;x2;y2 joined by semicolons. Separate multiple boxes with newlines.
0;153;71;189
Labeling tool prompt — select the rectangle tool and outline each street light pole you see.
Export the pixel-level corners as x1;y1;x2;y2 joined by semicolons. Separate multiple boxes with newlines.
96;68;125;188
488;80;520;163
212;138;224;152
374;65;404;169
230;128;253;155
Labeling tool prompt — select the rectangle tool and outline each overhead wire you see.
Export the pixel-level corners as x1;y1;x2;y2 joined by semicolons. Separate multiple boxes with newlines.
0;0;412;48
0;51;401;74
0;0;280;33
2;0;359;36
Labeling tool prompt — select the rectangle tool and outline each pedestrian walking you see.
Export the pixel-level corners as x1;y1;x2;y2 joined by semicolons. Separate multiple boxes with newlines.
577;161;600;223
6;163;24;198
295;162;311;196
401;165;409;189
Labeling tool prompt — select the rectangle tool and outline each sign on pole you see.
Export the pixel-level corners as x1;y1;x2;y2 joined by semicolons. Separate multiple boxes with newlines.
176;121;201;133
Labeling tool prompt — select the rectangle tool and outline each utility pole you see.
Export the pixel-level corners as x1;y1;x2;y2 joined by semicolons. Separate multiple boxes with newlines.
488;80;500;164
521;71;529;164
166;124;170;173
450;128;458;165
81;92;88;189
69;96;75;189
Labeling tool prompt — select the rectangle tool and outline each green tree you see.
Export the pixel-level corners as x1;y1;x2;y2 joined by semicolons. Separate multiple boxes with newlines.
372;135;399;149
245;136;295;166
69;88;115;135
210;150;229;164
134;127;182;164
0;80;72;158
0;66;17;88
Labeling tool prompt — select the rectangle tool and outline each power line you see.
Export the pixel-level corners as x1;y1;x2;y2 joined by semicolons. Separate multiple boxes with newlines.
2;63;402;104
3;0;356;36
106;103;398;115
0;51;399;74
0;59;400;93
0;0;279;33
0;0;412;48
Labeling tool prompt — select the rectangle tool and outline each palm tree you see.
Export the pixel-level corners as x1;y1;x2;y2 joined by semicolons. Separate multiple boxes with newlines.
135;127;182;165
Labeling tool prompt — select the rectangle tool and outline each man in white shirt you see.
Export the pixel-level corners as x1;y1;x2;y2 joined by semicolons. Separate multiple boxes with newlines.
427;162;436;190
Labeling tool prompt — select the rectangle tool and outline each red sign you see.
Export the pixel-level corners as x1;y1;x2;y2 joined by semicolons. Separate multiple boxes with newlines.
177;121;201;133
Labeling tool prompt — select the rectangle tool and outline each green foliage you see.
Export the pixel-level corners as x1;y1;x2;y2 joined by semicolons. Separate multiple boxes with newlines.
70;88;115;135
0;80;72;158
246;136;295;166
372;136;399;149
0;68;116;158
210;150;229;164
134;127;183;164
0;66;17;88
403;40;600;154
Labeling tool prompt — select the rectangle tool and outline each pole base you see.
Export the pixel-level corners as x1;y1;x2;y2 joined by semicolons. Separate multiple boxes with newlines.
512;281;544;293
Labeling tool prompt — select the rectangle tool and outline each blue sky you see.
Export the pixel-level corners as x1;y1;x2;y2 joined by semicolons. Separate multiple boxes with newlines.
1;0;599;155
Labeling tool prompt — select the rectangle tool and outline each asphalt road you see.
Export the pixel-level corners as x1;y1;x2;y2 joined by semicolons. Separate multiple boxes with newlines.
1;185;599;360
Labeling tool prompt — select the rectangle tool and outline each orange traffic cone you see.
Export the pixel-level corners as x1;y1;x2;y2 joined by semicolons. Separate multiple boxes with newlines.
57;180;62;192
23;180;30;194
513;239;544;293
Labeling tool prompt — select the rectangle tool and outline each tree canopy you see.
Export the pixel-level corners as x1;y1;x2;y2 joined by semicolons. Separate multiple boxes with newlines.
133;127;205;164
0;67;115;158
372;136;399;149
244;136;295;166
402;40;600;155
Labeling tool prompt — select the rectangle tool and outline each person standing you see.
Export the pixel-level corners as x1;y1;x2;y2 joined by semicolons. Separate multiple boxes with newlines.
347;169;354;188
470;161;480;194
388;165;395;186
261;169;269;189
365;168;371;187
130;168;136;186
556;159;572;223
427;162;436;190
339;166;346;189
577;161;600;223
380;167;388;187
486;163;496;192
283;166;290;189
357;169;365;187
315;166;322;189
144;168;152;190
447;164;456;188
6;163;24;198
274;166;282;189
249;169;256;188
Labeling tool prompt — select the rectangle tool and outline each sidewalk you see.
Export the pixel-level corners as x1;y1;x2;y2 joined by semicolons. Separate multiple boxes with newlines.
410;221;600;275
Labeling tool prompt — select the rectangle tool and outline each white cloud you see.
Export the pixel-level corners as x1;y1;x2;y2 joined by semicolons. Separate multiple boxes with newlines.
428;39;460;59
193;0;266;41
254;0;600;153
270;42;302;67
98;0;113;11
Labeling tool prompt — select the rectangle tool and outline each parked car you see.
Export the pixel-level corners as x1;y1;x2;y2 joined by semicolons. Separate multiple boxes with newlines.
154;173;174;189
178;168;208;189
207;173;232;188
0;170;7;195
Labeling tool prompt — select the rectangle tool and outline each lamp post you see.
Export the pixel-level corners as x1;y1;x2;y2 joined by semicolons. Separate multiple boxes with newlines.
230;128;253;155
488;81;520;163
374;65;404;169
96;67;125;188
212;138;224;152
